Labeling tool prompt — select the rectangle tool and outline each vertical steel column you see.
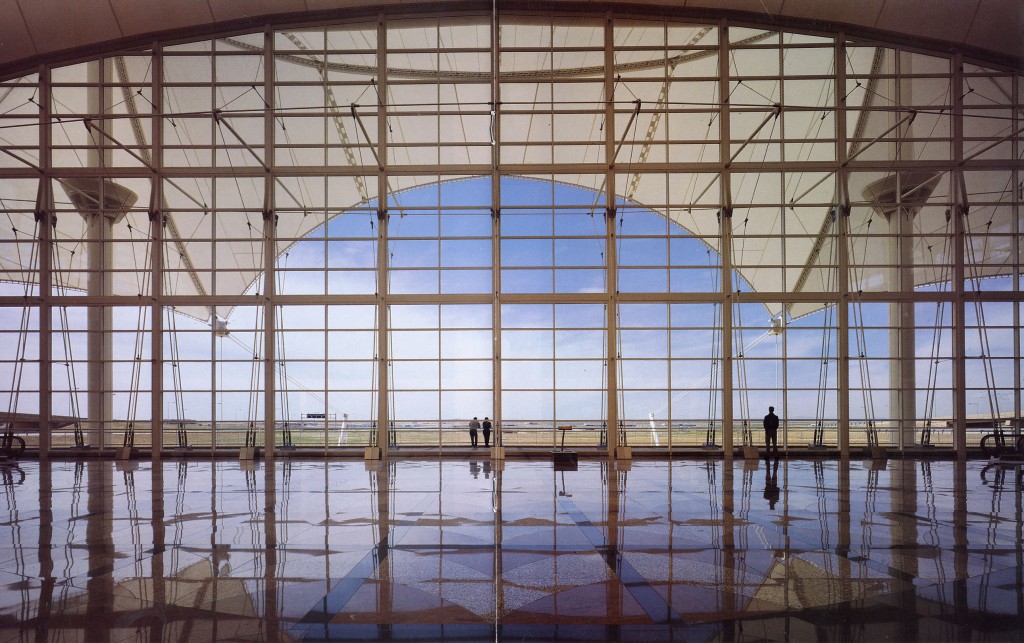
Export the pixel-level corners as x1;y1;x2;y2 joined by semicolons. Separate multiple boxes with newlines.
375;214;389;454
375;16;391;456
263;27;277;459
890;53;917;451
891;199;917;451
262;217;277;459
490;4;503;452
210;303;218;452
210;40;219;452
150;44;164;458
719;23;734;462
37;65;53;459
149;201;163;458
951;53;967;459
777;43;788;454
1015;74;1021;443
603;15;620;457
838;204;852;458
86;59;114;450
836;36;851;460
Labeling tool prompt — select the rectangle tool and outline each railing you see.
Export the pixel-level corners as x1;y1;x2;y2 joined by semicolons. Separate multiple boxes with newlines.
494;423;607;448
618;419;1022;449
11;417;1022;452
385;422;608;448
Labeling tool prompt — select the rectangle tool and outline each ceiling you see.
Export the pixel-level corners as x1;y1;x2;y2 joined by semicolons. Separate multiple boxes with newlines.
0;0;1020;79
0;1;1017;323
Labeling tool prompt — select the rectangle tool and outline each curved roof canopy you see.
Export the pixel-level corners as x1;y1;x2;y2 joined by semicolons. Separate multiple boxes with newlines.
0;0;1021;78
0;4;1019;322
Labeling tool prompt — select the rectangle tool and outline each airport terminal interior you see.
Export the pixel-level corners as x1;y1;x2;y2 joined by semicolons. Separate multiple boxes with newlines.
0;0;1021;639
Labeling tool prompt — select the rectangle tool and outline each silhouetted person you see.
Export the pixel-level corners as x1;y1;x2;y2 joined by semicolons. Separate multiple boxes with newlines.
763;457;780;509
469;417;480;447
482;417;492;447
763;406;780;455
469;461;480;478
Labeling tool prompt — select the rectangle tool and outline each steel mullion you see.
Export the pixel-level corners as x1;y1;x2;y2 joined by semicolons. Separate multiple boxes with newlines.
37;64;53;458
150;41;165;458
951;52;968;459
263;26;277;459
603;15;620;457
375;15;391;456
719;21;734;462
491;3;503;453
777;39;788;451
835;36;853;459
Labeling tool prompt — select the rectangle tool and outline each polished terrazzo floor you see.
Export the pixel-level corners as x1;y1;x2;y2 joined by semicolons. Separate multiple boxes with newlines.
0;457;1021;641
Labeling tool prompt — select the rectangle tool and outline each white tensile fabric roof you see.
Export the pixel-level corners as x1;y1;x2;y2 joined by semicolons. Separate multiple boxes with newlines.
0;16;1018;322
0;0;1019;77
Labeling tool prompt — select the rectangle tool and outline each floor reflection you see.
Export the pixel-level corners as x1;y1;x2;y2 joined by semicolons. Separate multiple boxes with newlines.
0;457;1021;641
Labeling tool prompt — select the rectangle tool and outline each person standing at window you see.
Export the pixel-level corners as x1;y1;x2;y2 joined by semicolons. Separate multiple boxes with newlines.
763;406;780;456
482;417;492;447
469;417;480;447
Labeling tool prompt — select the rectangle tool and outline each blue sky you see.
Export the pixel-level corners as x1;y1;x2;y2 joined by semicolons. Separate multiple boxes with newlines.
0;177;1018;428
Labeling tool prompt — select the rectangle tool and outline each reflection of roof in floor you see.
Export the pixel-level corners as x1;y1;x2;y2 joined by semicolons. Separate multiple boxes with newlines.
3;458;1023;641
28;558;290;642
749;554;902;611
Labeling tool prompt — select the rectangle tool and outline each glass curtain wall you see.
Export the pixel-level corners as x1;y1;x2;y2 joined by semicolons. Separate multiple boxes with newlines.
0;13;1019;456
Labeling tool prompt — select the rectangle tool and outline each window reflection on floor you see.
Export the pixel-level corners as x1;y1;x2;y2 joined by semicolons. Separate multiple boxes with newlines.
0;457;1021;641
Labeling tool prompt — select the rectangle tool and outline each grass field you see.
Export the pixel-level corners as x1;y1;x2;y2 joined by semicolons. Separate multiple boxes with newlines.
17;419;1008;452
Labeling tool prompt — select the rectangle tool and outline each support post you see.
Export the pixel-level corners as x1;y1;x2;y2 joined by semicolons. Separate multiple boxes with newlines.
263;207;276;460
721;208;734;462
603;16;625;460
86;59;114;451
607;201;626;459
490;5;504;460
951;54;968;460
263;26;277;460
837;205;851;460
719;23;734;463
1015;74;1022;446
150;193;163;459
891;52;917;452
37;203;52;457
372;15;390;460
888;196;916;451
150;42;164;459
835;37;851;461
372;207;389;461
952;202;967;459
37;65;53;459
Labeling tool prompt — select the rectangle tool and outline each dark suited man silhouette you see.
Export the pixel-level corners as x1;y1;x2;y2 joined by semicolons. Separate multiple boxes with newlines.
763;406;780;455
